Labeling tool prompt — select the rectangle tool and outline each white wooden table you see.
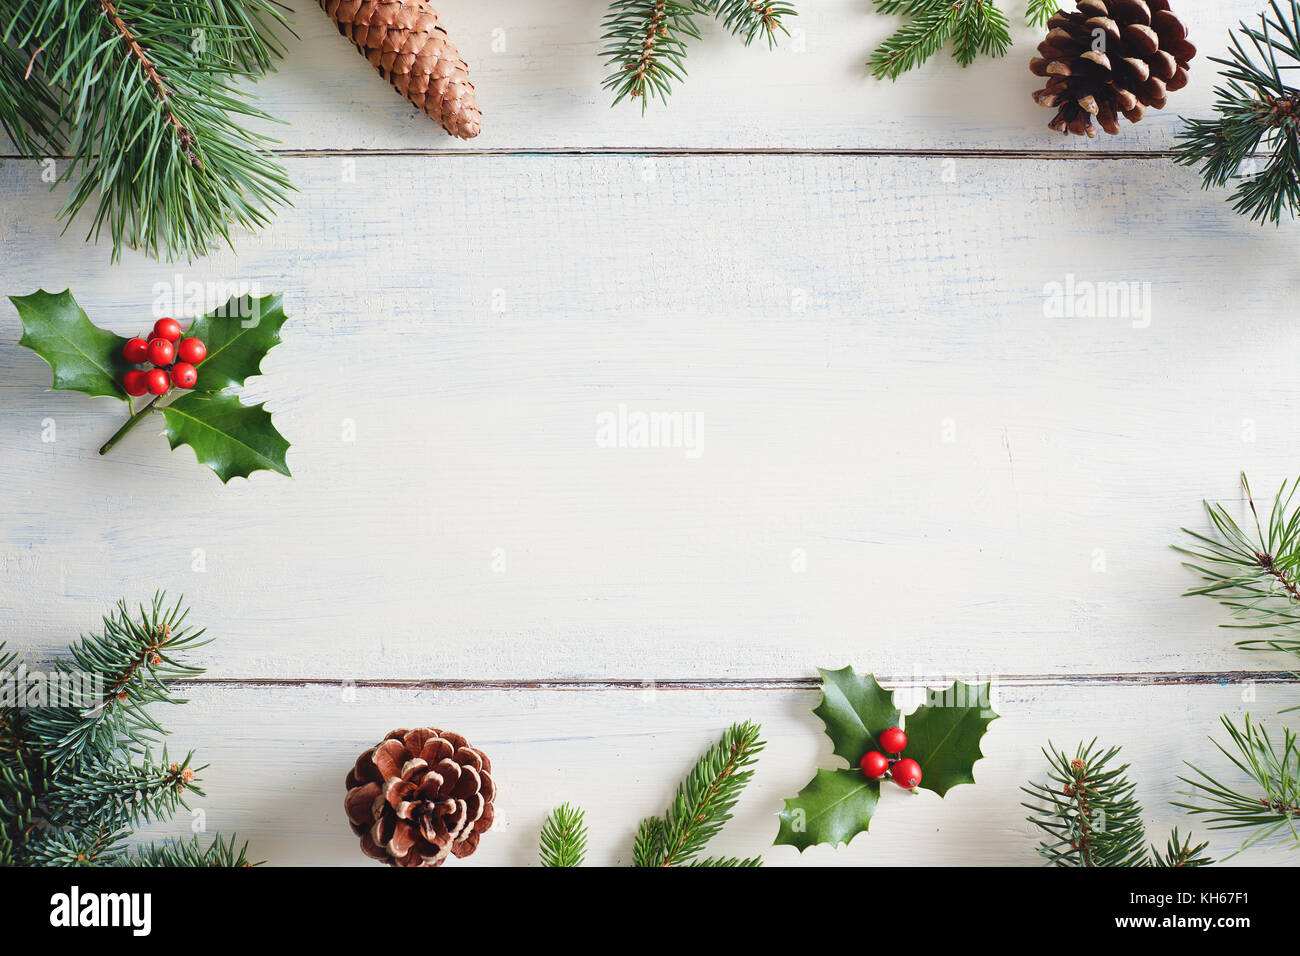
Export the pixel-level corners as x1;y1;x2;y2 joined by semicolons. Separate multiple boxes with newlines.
2;0;1297;865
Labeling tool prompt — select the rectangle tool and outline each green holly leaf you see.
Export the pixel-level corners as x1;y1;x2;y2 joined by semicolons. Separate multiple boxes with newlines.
903;681;999;797
775;769;879;851
183;293;288;393
11;289;127;400
812;666;901;767
160;392;291;483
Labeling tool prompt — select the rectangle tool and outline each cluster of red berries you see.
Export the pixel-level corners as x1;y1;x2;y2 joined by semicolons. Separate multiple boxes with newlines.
121;318;207;397
858;726;922;790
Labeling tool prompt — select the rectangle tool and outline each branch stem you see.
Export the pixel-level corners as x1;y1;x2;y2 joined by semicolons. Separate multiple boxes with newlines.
99;397;161;456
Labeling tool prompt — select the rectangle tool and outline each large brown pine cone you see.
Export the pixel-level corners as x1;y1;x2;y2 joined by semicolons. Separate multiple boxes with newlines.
319;0;482;139
344;728;495;867
1030;0;1196;137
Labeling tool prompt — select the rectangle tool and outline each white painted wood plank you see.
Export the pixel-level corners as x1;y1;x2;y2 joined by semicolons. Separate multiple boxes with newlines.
131;681;1294;865
2;153;1298;679
0;0;1266;153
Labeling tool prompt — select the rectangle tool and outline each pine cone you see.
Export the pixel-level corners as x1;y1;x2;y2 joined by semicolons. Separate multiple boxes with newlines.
1030;0;1196;137
344;728;496;867
319;0;481;139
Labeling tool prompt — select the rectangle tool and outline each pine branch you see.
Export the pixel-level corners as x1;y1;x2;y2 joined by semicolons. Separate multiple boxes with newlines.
869;0;1045;80
1176;715;1300;854
49;749;204;831
0;0;294;259
538;803;588;867
1173;0;1300;224
635;720;765;867
1175;473;1300;668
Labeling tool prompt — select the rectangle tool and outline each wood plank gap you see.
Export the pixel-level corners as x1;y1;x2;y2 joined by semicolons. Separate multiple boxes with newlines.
180;669;1297;691
0;148;1179;161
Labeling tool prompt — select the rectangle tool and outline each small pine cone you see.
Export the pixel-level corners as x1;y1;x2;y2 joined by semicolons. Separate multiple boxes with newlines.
344;728;496;867
1030;0;1196;137
319;0;481;139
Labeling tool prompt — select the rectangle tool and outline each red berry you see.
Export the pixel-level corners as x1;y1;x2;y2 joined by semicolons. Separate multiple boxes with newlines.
859;751;889;779
145;368;170;395
880;726;907;754
122;337;149;364
147;337;175;366
123;369;148;396
153;318;182;342
176;337;207;364
170;362;198;389
892;758;922;789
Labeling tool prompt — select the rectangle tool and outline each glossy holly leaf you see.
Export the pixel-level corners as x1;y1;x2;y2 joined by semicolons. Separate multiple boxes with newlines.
160;392;291;483
812;666;901;767
12;289;127;400
774;769;879;851
183;293;288;393
903;681;999;797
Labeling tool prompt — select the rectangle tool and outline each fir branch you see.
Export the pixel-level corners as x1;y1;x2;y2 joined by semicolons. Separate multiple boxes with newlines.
635;720;765;867
132;833;258;867
49;749;204;831
1024;0;1056;28
704;0;796;48
1173;0;1300;224
0;0;294;259
21;593;206;768
1176;715;1300;854
538;803;588;867
868;0;1042;80
1022;739;1150;867
601;0;702;109
1175;473;1300;667
1152;828;1214;867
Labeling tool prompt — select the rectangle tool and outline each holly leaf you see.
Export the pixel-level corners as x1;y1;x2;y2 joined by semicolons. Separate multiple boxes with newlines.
183;293;288;393
160;392;291;483
903;681;999;797
11;289;127;400
812;666;901;767
774;769;879;851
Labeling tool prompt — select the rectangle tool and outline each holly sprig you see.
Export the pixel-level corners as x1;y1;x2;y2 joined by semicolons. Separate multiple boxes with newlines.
775;667;998;851
11;289;291;483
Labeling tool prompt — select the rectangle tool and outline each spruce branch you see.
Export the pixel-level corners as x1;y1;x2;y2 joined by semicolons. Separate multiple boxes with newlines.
1173;0;1300;224
1024;0;1056;28
1175;472;1300;667
132;833;258;867
1176;715;1300;853
538;803;588;867
634;720;765;867
0;0;294;259
1022;740;1213;867
704;0;796;47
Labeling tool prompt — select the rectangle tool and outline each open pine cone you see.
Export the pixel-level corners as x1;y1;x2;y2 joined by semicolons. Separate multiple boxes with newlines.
344;728;495;867
1030;0;1196;137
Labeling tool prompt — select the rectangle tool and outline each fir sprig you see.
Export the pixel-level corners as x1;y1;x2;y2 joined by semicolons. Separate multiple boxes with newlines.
1022;740;1213;867
869;1;1042;80
0;0;294;260
1176;715;1300;853
0;594;253;867
538;803;588;868
600;0;795;110
1173;1;1300;224
633;720;765;867
1175;472;1300;667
